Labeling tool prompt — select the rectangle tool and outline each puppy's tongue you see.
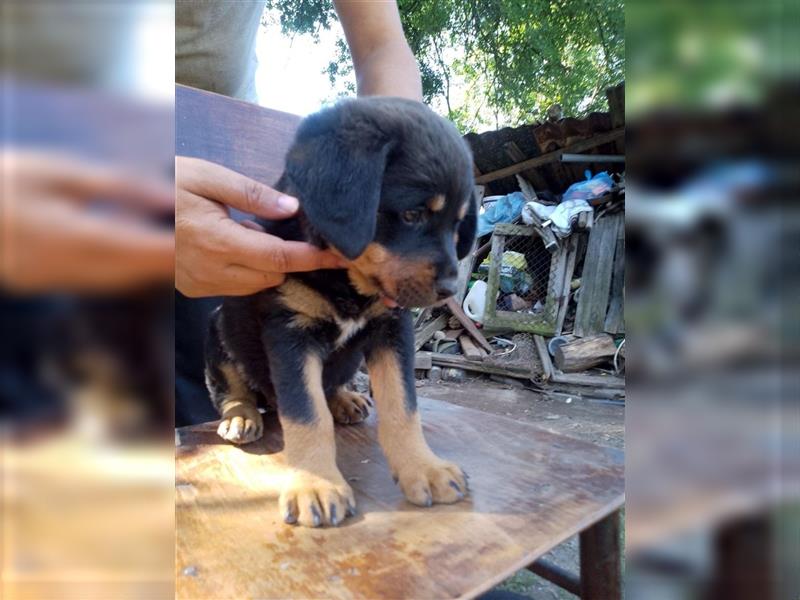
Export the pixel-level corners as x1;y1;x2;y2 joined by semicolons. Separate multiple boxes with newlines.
381;295;399;308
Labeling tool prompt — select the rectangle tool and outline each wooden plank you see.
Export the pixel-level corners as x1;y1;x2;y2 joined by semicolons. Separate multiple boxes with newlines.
493;223;535;237
483;231;504;325
574;214;623;337
413;307;431;328
176;84;301;186
443;328;464;340
551;371;625;389
445;297;494;353
414;314;448;351
604;222;625;334
429;353;531;379
475;128;625;184
458;335;487;362
533;335;555;382
176;398;624;600
555;234;580;336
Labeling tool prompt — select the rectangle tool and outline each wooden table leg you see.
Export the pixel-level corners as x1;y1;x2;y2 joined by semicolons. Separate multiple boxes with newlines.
580;509;622;599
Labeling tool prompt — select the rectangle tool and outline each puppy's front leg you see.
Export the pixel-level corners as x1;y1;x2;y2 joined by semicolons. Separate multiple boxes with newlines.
367;314;468;506
266;337;355;527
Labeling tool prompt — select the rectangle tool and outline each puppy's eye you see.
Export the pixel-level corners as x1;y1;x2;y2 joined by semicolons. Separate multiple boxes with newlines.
401;209;423;224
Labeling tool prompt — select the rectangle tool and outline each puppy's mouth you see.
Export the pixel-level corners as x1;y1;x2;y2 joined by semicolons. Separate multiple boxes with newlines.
373;278;400;308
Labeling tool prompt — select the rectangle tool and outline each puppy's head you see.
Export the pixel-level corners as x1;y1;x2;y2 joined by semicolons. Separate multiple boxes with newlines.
284;97;476;307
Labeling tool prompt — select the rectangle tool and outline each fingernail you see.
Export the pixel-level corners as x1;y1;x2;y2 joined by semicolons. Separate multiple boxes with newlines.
277;195;298;213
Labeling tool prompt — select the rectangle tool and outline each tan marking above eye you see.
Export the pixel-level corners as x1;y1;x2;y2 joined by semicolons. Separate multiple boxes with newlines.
427;195;446;212
457;201;468;220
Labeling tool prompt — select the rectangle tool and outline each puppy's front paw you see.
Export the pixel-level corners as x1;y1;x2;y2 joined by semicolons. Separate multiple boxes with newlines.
216;405;263;445
328;389;371;425
280;472;356;527
395;456;468;507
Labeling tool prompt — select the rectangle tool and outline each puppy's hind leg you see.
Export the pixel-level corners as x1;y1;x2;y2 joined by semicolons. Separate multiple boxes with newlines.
207;363;263;445
328;387;371;425
324;349;371;425
205;316;263;445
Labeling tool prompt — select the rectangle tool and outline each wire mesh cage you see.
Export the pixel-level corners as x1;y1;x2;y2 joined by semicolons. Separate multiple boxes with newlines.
474;223;578;335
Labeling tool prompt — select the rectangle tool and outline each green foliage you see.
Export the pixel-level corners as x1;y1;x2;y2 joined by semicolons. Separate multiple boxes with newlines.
264;0;624;132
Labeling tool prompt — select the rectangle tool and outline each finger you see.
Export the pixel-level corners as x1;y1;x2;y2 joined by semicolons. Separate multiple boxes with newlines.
177;156;298;220
3;203;174;293
220;264;286;294
240;220;266;232
223;224;347;273
6;150;174;213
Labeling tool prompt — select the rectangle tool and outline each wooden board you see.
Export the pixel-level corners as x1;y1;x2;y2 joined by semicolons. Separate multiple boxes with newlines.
176;398;624;599
458;334;487;361
574;214;623;337
176;84;301;186
603;221;625;335
414;314;448;351
474;128;624;184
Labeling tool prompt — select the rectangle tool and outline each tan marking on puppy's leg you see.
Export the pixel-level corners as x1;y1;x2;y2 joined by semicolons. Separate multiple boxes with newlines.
215;364;263;445
427;194;446;212
328;386;371;425
368;349;467;506
279;355;355;527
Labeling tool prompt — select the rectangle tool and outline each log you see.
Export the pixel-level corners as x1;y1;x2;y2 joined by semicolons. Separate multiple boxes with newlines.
554;334;617;373
458;335;487;362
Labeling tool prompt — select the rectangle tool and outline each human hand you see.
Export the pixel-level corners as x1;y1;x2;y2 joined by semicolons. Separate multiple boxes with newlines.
0;150;174;293
175;157;346;297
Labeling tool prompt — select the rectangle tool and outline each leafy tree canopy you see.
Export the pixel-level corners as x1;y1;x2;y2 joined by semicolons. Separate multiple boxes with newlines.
263;0;624;132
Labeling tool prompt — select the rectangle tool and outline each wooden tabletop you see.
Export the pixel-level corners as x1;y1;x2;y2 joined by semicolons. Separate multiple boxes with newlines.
176;397;624;599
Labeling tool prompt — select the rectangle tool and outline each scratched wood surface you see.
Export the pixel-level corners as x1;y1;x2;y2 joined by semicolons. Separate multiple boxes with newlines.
176;84;301;186
176;397;624;599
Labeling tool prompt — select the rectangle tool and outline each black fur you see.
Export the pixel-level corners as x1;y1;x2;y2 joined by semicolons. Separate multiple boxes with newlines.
206;97;475;425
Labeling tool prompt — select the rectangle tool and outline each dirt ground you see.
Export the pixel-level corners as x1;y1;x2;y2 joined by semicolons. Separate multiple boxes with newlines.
416;375;624;599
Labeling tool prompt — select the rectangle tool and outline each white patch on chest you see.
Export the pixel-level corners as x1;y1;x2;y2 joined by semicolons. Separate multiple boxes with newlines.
333;317;367;349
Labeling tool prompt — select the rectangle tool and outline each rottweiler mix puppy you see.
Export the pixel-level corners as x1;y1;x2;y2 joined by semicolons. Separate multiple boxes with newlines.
204;97;476;527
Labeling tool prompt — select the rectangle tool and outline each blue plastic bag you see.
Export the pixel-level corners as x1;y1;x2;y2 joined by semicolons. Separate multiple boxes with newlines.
477;191;526;237
561;170;614;203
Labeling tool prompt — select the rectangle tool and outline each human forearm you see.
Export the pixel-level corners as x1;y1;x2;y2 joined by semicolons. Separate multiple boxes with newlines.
354;40;422;101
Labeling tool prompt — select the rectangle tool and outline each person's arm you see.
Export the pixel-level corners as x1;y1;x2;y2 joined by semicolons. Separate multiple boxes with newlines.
333;0;422;101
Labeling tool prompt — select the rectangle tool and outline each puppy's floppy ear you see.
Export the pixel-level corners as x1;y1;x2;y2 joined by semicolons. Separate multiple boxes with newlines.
456;192;478;260
284;103;392;260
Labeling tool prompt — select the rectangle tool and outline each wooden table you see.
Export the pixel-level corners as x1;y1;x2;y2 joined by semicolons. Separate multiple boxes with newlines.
176;397;624;599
